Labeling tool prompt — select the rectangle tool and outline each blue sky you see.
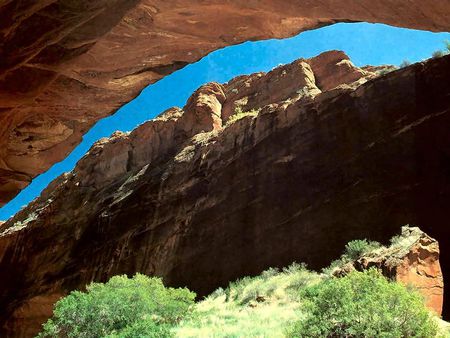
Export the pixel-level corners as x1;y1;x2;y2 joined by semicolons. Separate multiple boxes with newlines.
1;22;449;220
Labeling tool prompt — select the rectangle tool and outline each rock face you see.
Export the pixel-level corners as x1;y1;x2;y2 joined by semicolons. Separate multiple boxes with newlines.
1;0;450;206
335;226;444;315
0;51;450;337
392;234;444;315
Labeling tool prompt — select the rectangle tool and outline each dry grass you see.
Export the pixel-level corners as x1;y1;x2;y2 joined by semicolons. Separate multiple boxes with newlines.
175;264;321;338
225;108;261;128
175;228;449;337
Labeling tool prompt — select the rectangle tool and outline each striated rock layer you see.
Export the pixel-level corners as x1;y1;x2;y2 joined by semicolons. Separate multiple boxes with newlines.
0;51;450;336
1;0;450;206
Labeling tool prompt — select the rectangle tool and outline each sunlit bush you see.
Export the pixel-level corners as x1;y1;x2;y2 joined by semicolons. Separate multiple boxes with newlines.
37;274;195;338
287;269;437;338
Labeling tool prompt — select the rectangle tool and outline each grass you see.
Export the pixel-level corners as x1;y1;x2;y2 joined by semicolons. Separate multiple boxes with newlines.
430;40;450;59
175;227;449;337
38;226;447;337
225;107;261;127
175;263;321;337
399;60;412;68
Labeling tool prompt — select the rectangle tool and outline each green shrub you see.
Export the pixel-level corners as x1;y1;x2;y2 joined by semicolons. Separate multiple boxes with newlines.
286;269;437;338
176;263;321;337
105;318;172;338
431;41;450;59
377;68;393;76
37;274;195;338
322;239;381;275
343;239;380;260
283;263;320;295
432;50;445;59
399;60;411;68
225;107;260;127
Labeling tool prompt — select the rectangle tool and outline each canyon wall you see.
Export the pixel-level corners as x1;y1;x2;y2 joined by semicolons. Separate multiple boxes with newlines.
2;0;450;205
0;51;449;337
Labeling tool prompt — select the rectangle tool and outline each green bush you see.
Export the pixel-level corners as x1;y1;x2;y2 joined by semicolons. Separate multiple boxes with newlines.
105;318;172;338
286;269;437;338
225;107;260;127
432;50;445;59
377;68;393;76
399;60;411;68
37;274;195;338
343;239;380;260
176;263;322;337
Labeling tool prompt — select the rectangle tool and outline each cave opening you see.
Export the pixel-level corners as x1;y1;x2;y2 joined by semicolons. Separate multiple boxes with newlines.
1;17;450;332
1;22;449;221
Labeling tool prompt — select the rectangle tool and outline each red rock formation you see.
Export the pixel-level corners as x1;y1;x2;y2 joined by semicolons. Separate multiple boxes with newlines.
393;230;444;316
336;227;444;315
0;51;449;337
1;0;450;206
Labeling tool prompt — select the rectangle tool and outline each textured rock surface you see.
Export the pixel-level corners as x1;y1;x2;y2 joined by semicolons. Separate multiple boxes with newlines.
2;0;450;206
335;226;444;315
0;51;450;336
382;229;443;315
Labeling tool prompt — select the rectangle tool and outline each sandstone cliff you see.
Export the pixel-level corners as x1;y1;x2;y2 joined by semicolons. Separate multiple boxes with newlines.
1;0;450;205
0;51;449;337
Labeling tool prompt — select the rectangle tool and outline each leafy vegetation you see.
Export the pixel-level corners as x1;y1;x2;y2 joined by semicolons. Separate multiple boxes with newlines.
37;274;195;338
225;106;261;127
430;40;450;59
343;239;381;260
175;263;321;337
377;68;394;76
321;238;382;276
37;229;447;338
286;269;438;338
399;60;412;68
400;40;450;67
432;50;445;59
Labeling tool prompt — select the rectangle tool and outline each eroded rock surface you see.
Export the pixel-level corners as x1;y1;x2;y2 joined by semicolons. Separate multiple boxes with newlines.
335;226;444;315
2;0;450;205
0;52;450;337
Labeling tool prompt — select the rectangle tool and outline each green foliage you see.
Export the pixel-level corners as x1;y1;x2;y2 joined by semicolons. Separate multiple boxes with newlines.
377;68;393;76
399;60;412;68
343;239;381;260
282;263;321;296
286;269;438;338
105;319;172;338
430;41;450;59
432;50;445;59
322;239;381;275
37;274;195;338
389;234;403;246
225;107;260;127
320;257;348;276
388;228;416;250
221;264;319;306
176;263;321;337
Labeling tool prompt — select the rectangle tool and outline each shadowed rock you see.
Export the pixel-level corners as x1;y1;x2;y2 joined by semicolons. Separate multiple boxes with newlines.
1;0;450;205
